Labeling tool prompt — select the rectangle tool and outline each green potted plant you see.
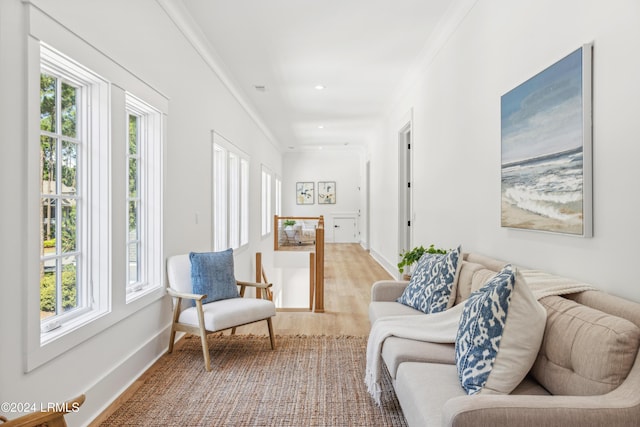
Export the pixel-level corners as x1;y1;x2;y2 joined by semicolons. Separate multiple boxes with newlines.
398;244;447;279
283;219;296;228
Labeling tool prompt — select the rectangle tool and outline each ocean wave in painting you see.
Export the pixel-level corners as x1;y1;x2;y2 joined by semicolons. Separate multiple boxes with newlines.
502;148;583;222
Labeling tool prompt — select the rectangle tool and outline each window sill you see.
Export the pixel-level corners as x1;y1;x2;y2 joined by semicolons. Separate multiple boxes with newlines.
126;284;163;304
40;308;109;346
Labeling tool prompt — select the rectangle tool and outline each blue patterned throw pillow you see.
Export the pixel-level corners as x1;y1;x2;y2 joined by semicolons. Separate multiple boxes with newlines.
455;264;515;395
189;249;239;305
396;246;461;314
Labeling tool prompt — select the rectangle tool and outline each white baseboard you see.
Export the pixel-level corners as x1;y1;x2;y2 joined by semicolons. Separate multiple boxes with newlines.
369;248;400;280
77;324;172;426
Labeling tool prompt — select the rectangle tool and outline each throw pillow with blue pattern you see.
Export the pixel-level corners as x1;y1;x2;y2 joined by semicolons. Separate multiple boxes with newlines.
455;264;546;395
396;246;461;314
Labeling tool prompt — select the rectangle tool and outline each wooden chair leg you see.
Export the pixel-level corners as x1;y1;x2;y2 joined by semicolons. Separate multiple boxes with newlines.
267;317;276;350
168;326;177;354
168;296;182;354
231;327;237;335
199;331;211;371
195;300;212;371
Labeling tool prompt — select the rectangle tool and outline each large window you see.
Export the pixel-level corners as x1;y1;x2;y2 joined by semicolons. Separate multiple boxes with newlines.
213;132;249;251
125;93;163;301
261;166;273;237
275;175;282;217
38;43;110;339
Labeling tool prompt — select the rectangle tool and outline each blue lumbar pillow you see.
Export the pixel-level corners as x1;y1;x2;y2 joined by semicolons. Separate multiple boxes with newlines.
189;249;239;305
455;264;546;395
396;246;462;314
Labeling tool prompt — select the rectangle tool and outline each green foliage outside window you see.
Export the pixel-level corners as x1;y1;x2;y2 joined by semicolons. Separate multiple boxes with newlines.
40;73;80;314
40;265;77;312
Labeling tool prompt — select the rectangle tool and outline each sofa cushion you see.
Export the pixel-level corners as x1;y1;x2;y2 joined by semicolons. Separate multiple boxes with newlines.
189;249;239;305
455;265;546;395
396;362;466;427
397;246;462;314
455;261;501;305
532;295;640;395
381;337;455;379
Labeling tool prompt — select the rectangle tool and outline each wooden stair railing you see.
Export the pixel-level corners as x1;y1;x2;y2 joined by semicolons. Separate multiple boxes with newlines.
272;215;324;313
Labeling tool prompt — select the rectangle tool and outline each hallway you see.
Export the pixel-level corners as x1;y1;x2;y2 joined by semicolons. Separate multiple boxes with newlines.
239;243;393;336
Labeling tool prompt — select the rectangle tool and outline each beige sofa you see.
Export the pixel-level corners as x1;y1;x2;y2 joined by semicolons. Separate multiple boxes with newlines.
369;253;640;427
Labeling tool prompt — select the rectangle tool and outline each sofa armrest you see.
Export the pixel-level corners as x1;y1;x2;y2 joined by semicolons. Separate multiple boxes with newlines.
442;393;640;427
371;280;409;302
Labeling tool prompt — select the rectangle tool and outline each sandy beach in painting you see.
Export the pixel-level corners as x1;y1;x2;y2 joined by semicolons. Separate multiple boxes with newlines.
501;200;583;235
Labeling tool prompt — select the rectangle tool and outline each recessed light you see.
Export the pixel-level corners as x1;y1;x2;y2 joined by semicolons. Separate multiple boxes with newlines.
314;85;325;90
317;125;324;129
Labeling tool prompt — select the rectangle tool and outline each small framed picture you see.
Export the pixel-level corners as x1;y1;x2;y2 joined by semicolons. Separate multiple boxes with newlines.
296;182;314;205
318;181;336;204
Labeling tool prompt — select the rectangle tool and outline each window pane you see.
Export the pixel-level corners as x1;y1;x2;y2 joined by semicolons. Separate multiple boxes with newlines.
41;197;56;243
240;159;249;246
40;74;56;132
40;261;57;318
129;115;138;155
61;140;77;194
61;204;77;253
128;243;139;284
62;257;78;312
129;201;139;236
41;136;57;191
262;171;272;234
129;157;138;198
228;154;239;248
61;82;77;138
213;145;226;251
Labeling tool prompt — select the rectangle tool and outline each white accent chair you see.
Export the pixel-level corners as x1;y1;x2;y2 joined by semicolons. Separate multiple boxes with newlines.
166;254;276;371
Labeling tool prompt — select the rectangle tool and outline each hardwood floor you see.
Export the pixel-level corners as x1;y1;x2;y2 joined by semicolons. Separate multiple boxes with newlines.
239;243;393;336
90;243;392;425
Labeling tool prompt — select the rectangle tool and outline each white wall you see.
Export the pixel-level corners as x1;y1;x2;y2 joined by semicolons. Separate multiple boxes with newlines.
370;0;640;302
0;0;281;425
283;149;363;242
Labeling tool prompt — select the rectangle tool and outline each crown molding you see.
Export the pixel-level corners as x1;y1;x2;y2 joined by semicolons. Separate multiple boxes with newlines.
156;0;283;153
388;0;479;112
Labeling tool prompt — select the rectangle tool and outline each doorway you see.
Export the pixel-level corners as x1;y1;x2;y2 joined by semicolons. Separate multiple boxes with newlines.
333;216;357;243
398;118;413;257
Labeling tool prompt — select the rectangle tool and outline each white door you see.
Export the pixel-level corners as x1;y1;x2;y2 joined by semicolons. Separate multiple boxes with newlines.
398;121;413;254
333;217;357;243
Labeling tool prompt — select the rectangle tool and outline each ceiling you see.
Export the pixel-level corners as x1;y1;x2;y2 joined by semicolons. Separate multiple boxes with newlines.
171;0;463;152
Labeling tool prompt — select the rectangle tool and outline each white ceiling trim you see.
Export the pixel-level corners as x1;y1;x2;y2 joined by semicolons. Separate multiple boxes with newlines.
156;0;283;152
388;0;479;113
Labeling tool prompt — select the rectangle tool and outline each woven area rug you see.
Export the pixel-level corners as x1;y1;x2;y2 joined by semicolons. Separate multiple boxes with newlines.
100;334;407;426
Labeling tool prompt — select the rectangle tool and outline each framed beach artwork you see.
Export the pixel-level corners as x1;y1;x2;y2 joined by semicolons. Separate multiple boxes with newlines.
318;181;336;204
296;182;314;205
501;44;593;236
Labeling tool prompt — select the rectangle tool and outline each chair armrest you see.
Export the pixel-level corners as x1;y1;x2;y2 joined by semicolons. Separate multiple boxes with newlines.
371;280;409;302
167;287;207;301
442;393;638;427
237;280;273;289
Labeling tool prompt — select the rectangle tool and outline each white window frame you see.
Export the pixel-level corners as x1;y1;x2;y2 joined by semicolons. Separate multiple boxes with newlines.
25;7;169;371
212;131;249;251
36;43;111;345
125;93;163;302
261;165;273;237
275;175;282;217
